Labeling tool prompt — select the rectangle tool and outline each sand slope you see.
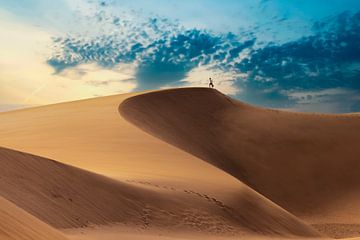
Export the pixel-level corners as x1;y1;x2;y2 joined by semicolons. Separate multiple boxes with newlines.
0;196;67;240
0;92;230;187
120;88;360;225
0;146;318;237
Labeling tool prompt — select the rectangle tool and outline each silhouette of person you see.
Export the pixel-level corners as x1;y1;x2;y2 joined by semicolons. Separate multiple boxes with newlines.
209;77;214;88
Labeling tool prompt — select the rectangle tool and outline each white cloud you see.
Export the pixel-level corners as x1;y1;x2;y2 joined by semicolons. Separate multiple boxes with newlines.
0;14;136;109
283;88;360;113
179;65;241;95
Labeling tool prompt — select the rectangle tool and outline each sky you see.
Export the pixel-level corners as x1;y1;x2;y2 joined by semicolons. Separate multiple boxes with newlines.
1;0;360;113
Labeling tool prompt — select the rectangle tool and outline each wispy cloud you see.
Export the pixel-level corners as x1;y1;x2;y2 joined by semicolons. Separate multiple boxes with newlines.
47;13;256;90
235;11;360;111
47;8;360;112
2;0;360;112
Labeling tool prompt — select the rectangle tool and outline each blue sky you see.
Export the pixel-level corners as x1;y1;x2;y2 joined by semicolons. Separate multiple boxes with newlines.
1;0;360;112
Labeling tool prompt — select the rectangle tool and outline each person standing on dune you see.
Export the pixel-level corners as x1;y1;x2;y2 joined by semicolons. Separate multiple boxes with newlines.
209;77;214;88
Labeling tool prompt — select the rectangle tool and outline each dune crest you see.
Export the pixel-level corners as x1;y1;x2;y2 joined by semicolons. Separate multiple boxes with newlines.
120;88;360;225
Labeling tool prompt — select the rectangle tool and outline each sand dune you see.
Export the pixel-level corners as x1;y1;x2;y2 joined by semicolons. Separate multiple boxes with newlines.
1;87;359;239
0;92;237;189
0;196;67;240
0;89;321;237
0;146;318;237
120;88;360;232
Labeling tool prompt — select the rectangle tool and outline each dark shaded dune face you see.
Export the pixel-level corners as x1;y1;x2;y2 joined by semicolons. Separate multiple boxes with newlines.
120;88;243;178
120;88;360;221
0;147;318;237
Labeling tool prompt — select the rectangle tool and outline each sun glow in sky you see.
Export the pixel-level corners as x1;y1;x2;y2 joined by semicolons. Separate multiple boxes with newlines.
1;0;360;112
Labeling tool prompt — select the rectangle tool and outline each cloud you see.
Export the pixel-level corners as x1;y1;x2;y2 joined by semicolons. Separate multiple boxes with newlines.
0;13;138;107
179;65;240;95
238;11;360;89
283;88;360;113
234;10;360;111
47;8;360;113
58;63;137;91
47;14;256;90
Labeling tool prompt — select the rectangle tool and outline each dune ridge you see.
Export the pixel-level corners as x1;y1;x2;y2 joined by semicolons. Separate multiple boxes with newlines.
120;88;360;232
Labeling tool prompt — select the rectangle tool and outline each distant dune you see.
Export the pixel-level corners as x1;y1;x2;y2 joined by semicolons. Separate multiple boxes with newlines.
1;87;359;239
0;196;67;240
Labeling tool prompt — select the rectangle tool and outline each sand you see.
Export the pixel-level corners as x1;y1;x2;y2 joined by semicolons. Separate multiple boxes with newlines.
0;91;231;187
0;87;359;239
120;88;360;237
0;146;318;238
0;196;67;240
